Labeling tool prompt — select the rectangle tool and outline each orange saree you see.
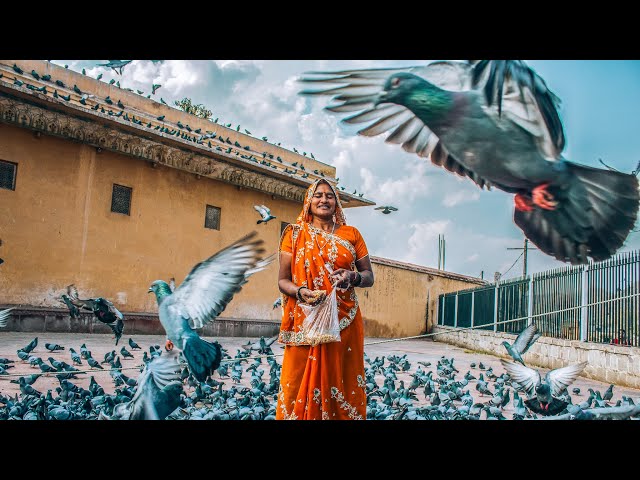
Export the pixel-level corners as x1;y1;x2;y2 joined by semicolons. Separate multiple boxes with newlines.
276;180;369;420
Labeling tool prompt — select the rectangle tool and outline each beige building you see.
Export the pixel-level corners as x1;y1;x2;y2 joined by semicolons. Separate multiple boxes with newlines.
0;59;486;338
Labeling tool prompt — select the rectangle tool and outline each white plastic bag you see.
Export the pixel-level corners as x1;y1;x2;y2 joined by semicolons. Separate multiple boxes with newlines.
300;286;341;346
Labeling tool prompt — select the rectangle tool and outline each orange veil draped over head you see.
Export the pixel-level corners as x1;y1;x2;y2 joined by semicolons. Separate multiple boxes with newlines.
276;179;369;420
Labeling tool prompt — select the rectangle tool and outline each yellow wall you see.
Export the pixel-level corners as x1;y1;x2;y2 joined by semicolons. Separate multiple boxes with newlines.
0;123;296;321
359;258;486;337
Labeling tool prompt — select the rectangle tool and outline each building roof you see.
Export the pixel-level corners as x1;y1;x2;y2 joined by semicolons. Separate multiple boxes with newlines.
0;59;375;208
371;256;489;285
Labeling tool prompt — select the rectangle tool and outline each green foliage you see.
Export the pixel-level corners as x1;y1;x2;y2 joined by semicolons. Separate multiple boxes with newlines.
174;97;212;119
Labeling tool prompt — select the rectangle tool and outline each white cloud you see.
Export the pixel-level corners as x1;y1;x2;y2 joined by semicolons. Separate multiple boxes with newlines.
442;189;480;207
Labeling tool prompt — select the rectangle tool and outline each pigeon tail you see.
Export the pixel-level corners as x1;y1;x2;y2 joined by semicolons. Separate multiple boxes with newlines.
256;219;264;224
514;163;639;264
182;336;222;382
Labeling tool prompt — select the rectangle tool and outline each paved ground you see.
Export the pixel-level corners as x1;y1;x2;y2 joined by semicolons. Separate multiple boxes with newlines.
2;331;639;415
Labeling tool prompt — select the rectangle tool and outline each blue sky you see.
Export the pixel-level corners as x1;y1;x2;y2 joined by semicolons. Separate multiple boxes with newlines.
53;60;640;280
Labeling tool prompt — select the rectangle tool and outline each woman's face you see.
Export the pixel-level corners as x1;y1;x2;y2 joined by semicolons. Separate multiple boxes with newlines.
310;182;337;219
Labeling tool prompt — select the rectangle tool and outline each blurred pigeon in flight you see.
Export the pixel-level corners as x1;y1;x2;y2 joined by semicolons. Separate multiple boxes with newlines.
0;307;14;328
273;297;282;309
106;349;183;420
254;205;276;224
374;206;398;215
501;323;541;365
148;231;274;381
96;60;132;75
299;60;639;264
65;285;125;345
60;294;80;319
501;359;587;416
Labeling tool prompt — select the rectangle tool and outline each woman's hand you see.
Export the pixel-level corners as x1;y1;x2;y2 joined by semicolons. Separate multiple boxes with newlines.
329;269;357;289
299;288;326;305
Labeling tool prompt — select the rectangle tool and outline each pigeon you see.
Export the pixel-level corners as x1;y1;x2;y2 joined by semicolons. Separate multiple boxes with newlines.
501;323;541;365
254;205;276;224
22;337;38;354
273;297;282;309
543;403;640;420
96;60;132;75
65;285;125;344
0;307;15;328
299;61;640;264
147;231;274;381
128;338;141;350
120;346;135;359
374;206;398;215
500;359;587;416
60;294;80;319
45;343;65;352
106;349;183;420
602;384;614;402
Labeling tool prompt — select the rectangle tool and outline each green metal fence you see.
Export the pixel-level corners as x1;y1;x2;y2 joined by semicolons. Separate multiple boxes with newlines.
438;249;640;347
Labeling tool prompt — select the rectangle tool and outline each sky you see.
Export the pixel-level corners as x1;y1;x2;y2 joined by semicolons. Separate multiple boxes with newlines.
52;60;640;281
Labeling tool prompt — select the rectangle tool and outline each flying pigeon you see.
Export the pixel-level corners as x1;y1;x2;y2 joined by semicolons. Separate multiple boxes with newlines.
374;206;398;215
273;297;282;309
105;349;183;420
65;285;125;345
96;60;132;75
0;307;15;328
147;231;274;381
500;359;587;416
254;204;276;224
299;60;639;265
60;294;80;319
501;323;541;365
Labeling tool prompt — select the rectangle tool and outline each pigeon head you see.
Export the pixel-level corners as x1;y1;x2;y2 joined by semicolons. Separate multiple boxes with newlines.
377;72;434;107
148;280;173;304
535;383;552;405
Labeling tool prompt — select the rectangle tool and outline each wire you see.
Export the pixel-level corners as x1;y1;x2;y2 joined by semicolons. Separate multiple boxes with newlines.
500;251;524;278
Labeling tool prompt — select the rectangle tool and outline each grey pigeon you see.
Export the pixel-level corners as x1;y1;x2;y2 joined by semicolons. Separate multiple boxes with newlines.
254;204;276;224
106;349;183;420
128;338;141;350
147;231;274;381
22;337;38;354
45;343;65;352
501;359;587;416
299;61;639;264
501;323;541;365
272;297;282;309
60;294;80;319
374;206;398;215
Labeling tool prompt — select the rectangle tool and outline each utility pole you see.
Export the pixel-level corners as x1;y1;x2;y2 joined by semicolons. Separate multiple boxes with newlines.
437;234;446;270
507;238;537;277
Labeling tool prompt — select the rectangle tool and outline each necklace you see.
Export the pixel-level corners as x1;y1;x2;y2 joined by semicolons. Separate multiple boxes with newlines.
314;221;336;252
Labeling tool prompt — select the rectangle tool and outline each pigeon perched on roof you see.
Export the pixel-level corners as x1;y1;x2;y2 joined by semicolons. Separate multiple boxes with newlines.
501;359;587;416
299;60;639;264
374;206;398;215
148;231;275;381
65;285;125;345
254;205;276;224
501;323;541;365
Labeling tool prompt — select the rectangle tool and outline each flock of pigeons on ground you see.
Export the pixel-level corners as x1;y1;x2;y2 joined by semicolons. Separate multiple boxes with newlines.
0;322;638;420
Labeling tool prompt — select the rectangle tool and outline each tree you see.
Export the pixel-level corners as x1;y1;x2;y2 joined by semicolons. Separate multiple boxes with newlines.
174;97;212;120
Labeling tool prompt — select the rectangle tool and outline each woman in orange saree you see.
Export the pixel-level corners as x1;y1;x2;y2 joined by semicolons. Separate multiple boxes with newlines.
276;179;374;420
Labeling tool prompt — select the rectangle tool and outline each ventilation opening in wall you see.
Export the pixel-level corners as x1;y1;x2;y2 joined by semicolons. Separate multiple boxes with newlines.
205;204;221;230
0;160;17;191
111;184;132;215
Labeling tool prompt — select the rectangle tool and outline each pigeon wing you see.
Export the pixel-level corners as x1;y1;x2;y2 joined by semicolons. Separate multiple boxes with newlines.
66;284;97;310
130;349;182;418
500;359;540;397
511;323;538;355
299;62;493;190
545;361;587;397
254;205;269;218
581;404;640;420
165;231;272;329
0;307;15;328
